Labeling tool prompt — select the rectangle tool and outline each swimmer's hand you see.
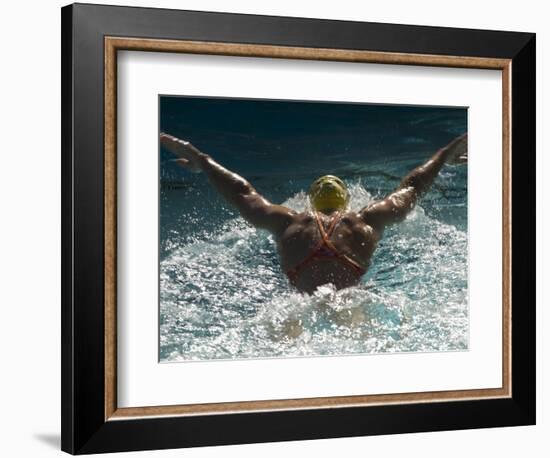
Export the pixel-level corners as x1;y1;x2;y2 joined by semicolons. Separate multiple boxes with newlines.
160;133;208;173
443;133;468;165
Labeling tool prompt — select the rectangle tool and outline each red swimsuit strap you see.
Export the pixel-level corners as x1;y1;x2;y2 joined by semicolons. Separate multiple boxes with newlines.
314;211;341;244
286;212;366;284
315;213;365;273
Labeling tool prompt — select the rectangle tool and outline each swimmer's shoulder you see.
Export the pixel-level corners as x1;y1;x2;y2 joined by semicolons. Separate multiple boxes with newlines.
292;211;315;225
277;211;316;241
342;211;381;236
341;211;363;225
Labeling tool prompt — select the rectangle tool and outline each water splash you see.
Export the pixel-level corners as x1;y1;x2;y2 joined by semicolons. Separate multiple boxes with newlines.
160;183;468;362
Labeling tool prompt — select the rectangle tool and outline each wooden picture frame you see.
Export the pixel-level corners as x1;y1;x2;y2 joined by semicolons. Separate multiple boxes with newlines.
61;3;535;454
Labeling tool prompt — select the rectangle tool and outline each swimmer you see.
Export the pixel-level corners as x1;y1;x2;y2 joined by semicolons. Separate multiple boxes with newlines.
160;132;467;294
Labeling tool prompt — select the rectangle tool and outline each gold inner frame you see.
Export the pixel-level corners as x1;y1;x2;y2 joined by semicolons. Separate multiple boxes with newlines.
104;37;512;421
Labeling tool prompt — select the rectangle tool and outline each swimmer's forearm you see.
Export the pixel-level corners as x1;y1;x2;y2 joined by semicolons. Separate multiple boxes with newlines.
362;134;466;227
161;133;264;207
398;135;465;196
199;155;259;206
397;151;445;196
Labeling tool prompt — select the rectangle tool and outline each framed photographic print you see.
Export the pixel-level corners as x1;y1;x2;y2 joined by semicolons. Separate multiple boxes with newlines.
61;3;536;454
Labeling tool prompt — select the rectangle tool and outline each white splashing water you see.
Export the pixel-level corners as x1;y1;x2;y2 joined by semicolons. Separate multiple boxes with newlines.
160;183;468;362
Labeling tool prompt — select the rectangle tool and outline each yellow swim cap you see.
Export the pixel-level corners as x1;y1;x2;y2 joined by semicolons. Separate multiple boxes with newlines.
308;175;350;212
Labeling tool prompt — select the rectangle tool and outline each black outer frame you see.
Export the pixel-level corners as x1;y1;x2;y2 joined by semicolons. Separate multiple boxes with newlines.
61;3;536;455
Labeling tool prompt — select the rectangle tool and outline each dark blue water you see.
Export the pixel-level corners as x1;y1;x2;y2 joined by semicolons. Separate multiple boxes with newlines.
159;96;468;362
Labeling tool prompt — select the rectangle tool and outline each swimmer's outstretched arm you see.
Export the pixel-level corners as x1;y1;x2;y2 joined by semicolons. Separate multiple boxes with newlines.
359;133;467;230
160;133;294;234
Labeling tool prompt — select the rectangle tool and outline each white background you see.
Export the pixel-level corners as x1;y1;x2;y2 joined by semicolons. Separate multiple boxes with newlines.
0;0;545;457
118;52;502;407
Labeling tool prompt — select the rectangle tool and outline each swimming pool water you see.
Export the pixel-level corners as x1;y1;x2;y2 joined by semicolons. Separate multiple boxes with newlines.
159;98;468;362
159;155;468;362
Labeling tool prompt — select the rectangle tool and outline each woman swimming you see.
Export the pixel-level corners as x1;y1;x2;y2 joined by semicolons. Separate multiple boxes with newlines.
160;132;467;294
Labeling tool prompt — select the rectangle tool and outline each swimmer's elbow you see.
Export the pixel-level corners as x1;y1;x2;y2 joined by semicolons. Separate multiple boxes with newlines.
240;200;292;234
238;196;272;228
384;205;412;226
362;199;407;229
